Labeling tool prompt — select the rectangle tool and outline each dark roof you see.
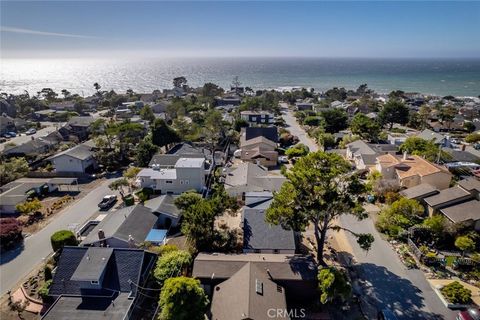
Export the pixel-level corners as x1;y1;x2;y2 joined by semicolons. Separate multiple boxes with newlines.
42;293;133;320
399;183;439;200
443;149;480;163
210;262;287;320
49;246;148;297
424;186;472;207
192;253;317;281
148;153;204;168
244;192;274;209
440;199;480;223
244;127;278;143
243;208;296;251
71;247;113;282
167;142;211;157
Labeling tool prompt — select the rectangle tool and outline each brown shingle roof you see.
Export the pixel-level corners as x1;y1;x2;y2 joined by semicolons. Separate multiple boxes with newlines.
440;200;480;223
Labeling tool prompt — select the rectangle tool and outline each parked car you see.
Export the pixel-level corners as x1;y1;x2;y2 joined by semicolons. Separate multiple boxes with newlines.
2;133;12;138
458;308;480;320
7;132;17;137
98;195;117;209
25;128;37;135
278;155;289;164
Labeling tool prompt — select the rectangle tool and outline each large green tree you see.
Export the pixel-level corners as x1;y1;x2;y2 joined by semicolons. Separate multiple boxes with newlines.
320;109;348;133
158;277;208;320
0;157;29;186
151;118;181;148
349;113;381;142
135;137;158;167
266;151;373;265
399;137;450;162
378;99;410;130
154;250;192;285
318;267;351;304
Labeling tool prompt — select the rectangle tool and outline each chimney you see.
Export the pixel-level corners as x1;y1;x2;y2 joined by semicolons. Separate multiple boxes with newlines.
403;151;408;161
98;229;105;240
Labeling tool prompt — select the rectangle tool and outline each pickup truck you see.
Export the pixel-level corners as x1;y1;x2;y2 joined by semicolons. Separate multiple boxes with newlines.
98;195;117;209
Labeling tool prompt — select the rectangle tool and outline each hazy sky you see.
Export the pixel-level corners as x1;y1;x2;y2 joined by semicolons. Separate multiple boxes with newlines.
1;1;480;59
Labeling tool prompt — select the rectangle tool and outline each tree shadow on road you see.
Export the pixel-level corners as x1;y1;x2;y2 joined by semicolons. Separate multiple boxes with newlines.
0;242;25;265
354;262;444;320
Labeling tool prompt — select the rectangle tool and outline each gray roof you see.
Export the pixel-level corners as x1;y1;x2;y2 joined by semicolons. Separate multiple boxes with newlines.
82;205;159;246
144;194;181;218
440;199;480;223
443;148;480;163
192;253;317;281
167;142;212;158
416;129;446;143
243;127;278;142
71;247;113;282
424;186;472;207
148;153;203;167
67;116;95;127
347;140;376;155
49;143;93;161
399;183;439;200
244;192;274;209
369;143;398;153
42;293;133;320
243;208;296;251
458;177;480;192
210;262;287;320
0;181;47;206
224;162;286;194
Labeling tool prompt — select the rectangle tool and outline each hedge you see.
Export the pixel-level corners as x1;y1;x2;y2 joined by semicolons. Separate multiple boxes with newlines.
50;230;77;252
0;218;23;251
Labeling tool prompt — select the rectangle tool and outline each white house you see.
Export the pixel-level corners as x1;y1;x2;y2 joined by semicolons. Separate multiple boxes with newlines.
48;143;97;173
136;157;205;194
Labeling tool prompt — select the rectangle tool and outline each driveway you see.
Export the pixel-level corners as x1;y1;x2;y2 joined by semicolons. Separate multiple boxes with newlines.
0;178;119;296
280;103;457;320
0;124;61;152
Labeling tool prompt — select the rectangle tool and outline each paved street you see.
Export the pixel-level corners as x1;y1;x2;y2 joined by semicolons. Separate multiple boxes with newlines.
0;178;119;296
280;103;457;320
0;123;62;152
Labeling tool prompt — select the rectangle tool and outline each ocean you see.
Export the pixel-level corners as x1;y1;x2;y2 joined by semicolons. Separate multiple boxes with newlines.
1;57;479;97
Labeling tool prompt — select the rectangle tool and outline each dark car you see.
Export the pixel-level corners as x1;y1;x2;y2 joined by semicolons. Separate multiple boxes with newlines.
98;195;117;209
378;309;399;320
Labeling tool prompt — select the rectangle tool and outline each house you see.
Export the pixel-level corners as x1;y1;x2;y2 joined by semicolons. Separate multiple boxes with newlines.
399;183;439;203
115;106;133;119
0;114;15;134
375;153;452;190
59;116;95;141
49;101;75;111
144;194;181;229
416;129;450;147
215;96;241;108
81;204;164;247
240;111;274;126
424;178;480;230
151;101;169;114
345;140;397;171
48;142;97;173
137;157;205;194
192;253;317;301
42;246;156;320
224;162;285;197
295;102;313;111
240;127;279;167
33;109;69;121
243;206;296;254
442;147;480;163
2;133;62;157
210;262;288;320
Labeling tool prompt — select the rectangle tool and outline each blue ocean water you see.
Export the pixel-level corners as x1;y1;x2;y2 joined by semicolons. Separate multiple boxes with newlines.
1;57;479;97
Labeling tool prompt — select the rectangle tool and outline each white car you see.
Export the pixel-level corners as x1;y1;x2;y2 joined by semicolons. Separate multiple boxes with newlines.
98;195;117;209
278;156;289;164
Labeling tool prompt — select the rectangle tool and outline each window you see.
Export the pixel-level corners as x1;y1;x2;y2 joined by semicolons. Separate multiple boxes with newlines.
166;180;173;184
254;249;261;253
185;180;189;185
180;180;184;185
91;280;99;285
273;249;280;254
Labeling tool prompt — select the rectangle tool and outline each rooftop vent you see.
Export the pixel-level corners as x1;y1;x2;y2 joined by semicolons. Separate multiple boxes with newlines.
255;279;263;295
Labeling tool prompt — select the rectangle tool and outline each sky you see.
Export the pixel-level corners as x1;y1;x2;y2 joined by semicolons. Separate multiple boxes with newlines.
1;1;480;59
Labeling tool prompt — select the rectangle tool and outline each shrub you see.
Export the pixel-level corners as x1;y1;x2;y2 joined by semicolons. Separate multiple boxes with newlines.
38;280;52;301
465;133;480;143
0;218;23;251
154;250;192;285
441;281;472;304
285;143;310;159
385;191;400;205
303;116;323;126
44;265;53;281
317;267;351;304
124;194;135;206
50;230;77;252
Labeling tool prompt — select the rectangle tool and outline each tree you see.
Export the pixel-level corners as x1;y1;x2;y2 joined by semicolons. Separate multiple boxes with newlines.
0;218;23;251
139;105;155;123
181;199;216;251
266;152;373;264
317;267;351;304
151;118;181;148
16;198;42;216
123;166;141;179
173;76;187;88
378;99;410;130
349;113;381;141
440;281;472;304
465;133;480;143
158;277;208;320
422;215;446;237
376;198;423;237
203;109;225;152
320;109;348;133
154;250;192;285
325;87;347;101
50;230;77;252
399;137;449;162
438;105;456;130
317;133;336;150
37;88;58;102
285;143;309;159
455;236;475;256
135;138;158;167
93;82;101;93
303;116;323;127
61;89;71;99
0;157;29;186
418;105;432;130
109;178;129;198
202;82;223;98
464;122;476;133
174;192;203;211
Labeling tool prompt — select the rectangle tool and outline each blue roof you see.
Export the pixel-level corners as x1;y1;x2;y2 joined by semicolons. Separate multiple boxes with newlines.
145;229;168;243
